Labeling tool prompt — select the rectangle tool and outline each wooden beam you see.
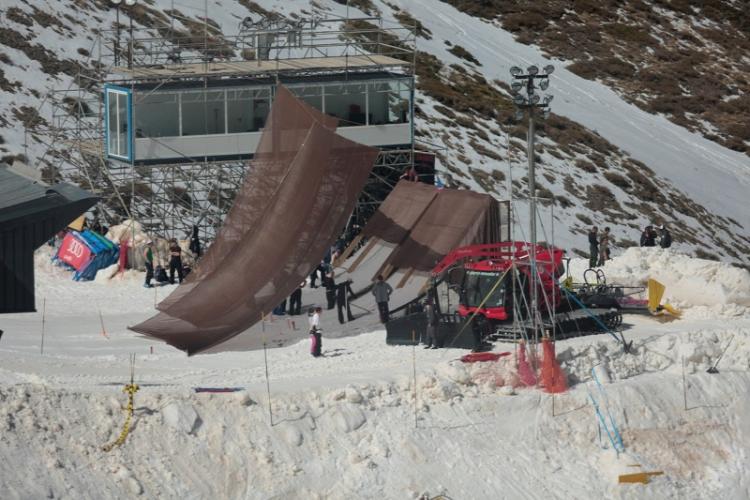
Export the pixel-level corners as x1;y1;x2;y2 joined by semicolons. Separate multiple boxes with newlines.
346;237;378;273
335;233;364;268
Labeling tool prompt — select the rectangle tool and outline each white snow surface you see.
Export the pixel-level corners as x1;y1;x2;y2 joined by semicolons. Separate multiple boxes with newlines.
0;0;749;263
2;248;750;499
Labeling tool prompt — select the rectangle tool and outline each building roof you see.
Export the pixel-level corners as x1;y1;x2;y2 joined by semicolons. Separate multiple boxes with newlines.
110;54;410;81
0;166;98;225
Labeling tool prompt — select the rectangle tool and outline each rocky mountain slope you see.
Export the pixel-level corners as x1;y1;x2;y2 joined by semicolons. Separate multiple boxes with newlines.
0;0;748;265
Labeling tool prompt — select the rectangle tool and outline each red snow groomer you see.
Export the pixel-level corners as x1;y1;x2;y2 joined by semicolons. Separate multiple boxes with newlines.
428;241;676;343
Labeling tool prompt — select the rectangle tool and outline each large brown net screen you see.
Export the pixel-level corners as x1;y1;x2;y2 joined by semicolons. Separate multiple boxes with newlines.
388;187;503;272
350;180;505;277
361;180;438;244
130;86;379;354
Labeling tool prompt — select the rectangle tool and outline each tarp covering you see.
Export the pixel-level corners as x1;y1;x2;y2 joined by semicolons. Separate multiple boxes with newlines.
346;180;509;281
361;180;437;244
55;230;120;280
388;187;504;272
130;86;379;354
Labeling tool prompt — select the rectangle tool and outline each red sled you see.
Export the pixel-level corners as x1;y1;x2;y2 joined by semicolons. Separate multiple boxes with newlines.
460;352;511;363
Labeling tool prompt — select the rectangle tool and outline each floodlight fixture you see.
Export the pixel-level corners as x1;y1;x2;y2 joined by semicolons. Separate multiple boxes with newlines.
110;0;122;4
511;81;523;93
510;66;522;76
543;64;555;75
527;65;539;76
539;79;549;91
543;95;554;105
513;94;526;106
529;94;540;104
125;0;137;4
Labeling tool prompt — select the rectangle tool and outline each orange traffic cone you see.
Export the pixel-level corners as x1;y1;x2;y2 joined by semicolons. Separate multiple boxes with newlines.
540;336;568;393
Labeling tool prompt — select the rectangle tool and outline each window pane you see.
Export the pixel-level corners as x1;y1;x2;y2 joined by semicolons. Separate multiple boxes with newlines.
227;89;253;133
181;90;226;136
135;92;179;137
324;83;367;127
226;88;270;133
117;92;128;157
288;85;322;112
107;91;118;154
368;80;411;125
250;89;270;132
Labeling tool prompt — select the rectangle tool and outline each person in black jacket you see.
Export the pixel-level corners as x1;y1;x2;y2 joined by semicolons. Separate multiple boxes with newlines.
659;225;672;248
189;225;201;258
289;281;304;316
336;279;355;324
322;266;336;310
168;238;184;284
423;296;439;349
588;226;599;268
640;226;657;247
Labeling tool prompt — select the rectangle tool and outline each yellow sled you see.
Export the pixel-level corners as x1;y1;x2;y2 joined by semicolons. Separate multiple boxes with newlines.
647;279;681;318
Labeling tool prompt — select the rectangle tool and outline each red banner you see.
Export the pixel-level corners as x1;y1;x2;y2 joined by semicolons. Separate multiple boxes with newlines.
57;233;92;270
118;239;129;273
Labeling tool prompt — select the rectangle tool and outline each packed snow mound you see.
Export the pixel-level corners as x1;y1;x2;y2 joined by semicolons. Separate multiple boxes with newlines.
569;248;750;315
94;263;119;283
105;219;149;246
557;329;750;384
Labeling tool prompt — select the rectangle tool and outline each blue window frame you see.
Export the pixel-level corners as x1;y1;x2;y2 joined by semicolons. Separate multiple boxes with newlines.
104;85;132;162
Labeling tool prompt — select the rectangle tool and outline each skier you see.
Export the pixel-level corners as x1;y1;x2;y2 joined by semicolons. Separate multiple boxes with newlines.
371;275;393;323
308;306;322;357
336;279;355;324
168;238;184;284
588;226;599;268
640;226;657;247
598;227;611;266
659;225;672;249
143;240;154;288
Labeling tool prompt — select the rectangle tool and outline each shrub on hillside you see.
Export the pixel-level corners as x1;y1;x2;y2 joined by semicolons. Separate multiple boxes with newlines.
448;45;481;66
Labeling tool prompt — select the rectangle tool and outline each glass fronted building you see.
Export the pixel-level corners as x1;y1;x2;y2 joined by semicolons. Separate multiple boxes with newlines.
105;75;413;164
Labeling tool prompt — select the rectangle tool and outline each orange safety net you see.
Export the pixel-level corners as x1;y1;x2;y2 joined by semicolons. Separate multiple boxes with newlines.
129;86;379;354
516;340;537;387
540;337;568;393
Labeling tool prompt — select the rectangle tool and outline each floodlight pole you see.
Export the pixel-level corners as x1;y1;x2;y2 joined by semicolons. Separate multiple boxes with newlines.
114;4;120;66
109;0;122;66
125;0;137;69
510;64;554;347
527;101;538;344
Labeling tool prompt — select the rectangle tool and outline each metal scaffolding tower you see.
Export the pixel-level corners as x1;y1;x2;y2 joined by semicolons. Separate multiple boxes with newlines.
34;13;419;243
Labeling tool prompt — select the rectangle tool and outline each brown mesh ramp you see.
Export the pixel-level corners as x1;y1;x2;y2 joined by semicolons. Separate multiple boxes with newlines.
362;180;438;243
155;86;337;312
129;86;378;354
386;188;500;272
346;180;437;273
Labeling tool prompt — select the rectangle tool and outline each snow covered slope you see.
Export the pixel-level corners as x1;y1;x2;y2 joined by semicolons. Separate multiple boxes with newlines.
0;0;748;264
1;247;750;499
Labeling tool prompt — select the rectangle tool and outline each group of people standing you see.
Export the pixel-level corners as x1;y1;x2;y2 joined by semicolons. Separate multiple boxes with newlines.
588;223;673;269
143;237;188;288
640;225;672;249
